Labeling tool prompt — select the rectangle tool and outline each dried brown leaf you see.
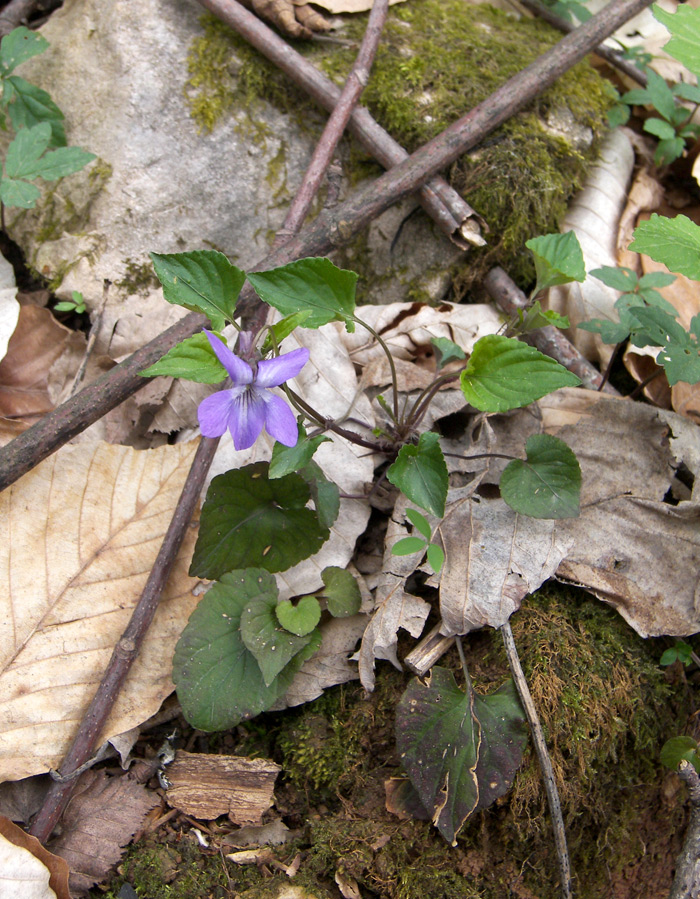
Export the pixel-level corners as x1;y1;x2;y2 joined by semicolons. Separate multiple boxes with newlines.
0;440;200;781
0;814;71;899
48;770;158;895
166;752;280;824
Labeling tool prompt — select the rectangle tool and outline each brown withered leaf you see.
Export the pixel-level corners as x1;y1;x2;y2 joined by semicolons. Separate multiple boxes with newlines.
48;770;158;895
166;751;280;825
0;814;71;899
0;305;85;421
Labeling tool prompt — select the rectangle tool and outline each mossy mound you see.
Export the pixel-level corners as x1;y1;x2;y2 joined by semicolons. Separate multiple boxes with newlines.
186;1;615;292
97;587;694;899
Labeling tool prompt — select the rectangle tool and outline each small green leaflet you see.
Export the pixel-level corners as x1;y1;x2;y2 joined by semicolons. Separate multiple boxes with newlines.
395;669;527;844
525;231;586;295
431;337;465;370
460;335;580;413
320;566;362;618
301;460;340;531
139;332;228;383
190;462;330;579
261;310;312;354
500;434;581;519
275;596;322;637
660;735;700;774
406;507;431;541
629;308;700;385
0;177;39;208
150;250;246;330
0;27;48;74
386;431;448;518
652;4;700;78
629;214;700;281
4;121;51;177
269;424;330;479
172;570;321;731
623;68;677;122
517;300;569;334
247;257;357;333
240;585;319;684
391;536;427;556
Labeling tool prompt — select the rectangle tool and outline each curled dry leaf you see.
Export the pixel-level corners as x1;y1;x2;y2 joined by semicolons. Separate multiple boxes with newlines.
0;440;200;781
0;305;85;423
0;814;71;899
47;769;159;895
544;130;635;365
0;250;19;365
165;751;280;825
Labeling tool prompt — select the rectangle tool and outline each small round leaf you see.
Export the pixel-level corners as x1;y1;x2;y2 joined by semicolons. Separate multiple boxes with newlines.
276;595;322;636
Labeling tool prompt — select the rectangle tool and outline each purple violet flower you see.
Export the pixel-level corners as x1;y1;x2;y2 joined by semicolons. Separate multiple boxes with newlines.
198;329;309;451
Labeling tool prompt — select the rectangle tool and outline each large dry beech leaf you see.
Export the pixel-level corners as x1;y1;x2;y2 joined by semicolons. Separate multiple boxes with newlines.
165;751;280;824
0;440;200;781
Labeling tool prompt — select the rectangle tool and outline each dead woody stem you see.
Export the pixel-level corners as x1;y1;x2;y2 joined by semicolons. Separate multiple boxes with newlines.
0;0;654;492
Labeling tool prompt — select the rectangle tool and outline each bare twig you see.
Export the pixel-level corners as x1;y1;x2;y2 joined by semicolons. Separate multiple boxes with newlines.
29;434;220;843
501;621;572;899
483;266;621;394
0;0;653;491
274;0;388;242
669;760;700;899
518;0;648;86
197;0;485;250
28;2;388;842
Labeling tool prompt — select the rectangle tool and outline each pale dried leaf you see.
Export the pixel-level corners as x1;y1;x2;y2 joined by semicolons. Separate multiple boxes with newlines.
0;440;200;781
166;752;280;824
310;0;403;13
222;819;290;848
0;815;70;899
617;168;665;270
0;776;49;824
48;770;158;895
0;251;19;364
544;130;635;364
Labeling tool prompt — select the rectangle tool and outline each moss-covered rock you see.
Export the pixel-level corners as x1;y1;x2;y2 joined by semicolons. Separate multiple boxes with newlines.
186;1;615;295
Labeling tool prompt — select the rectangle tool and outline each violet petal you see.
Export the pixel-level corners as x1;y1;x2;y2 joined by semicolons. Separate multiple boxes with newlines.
255;347;309;388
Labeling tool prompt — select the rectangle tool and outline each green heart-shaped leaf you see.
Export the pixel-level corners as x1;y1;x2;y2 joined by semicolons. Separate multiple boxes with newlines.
241;591;317;685
276;595;322;636
386;431;448;518
500;434;581;519
321;566;361;618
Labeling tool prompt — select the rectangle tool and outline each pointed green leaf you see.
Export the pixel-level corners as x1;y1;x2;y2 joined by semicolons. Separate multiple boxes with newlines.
190;462;329;579
139;332;228;383
391;536;427;556
425;543;444;574
629;214;700;280
261;310;313;354
406;508;431;541
240;588;317;684
275;596;322;637
300;460;340;530
660;736;700;772
0;27;48;74
519;300;570;333
460;335;580;413
526;231;585;294
4;122;51;178
172;570;320;731
577;317;630;345
269;424;330;479
431;337;466;370
150;250;245;330
321;566;361;617
500;434;581;519
0;176;39;208
653;4;700;77
5;76;65;146
589;265;639;292
29;146;95;180
248;257;357;333
386;431;448;518
629;307;700;385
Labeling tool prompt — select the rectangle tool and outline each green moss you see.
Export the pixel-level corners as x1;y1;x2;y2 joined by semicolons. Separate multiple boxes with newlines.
115;257;161;296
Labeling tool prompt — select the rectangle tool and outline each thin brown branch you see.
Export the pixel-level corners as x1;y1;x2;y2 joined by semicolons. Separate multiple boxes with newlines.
197;0;484;249
483;266;621;394
275;0;388;242
28;4;388;842
28;434;220;843
669;760;700;899
518;0;648;86
501;621;572;899
0;0;652;491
